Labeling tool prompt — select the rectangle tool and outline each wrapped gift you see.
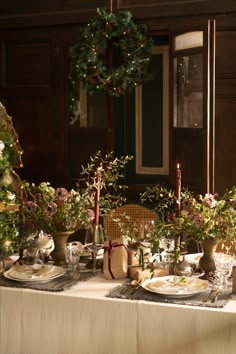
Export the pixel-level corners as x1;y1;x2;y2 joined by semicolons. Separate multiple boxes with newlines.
129;266;169;282
103;237;128;279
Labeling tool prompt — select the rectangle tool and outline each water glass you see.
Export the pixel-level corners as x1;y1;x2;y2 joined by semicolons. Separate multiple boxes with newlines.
64;242;82;273
214;252;235;288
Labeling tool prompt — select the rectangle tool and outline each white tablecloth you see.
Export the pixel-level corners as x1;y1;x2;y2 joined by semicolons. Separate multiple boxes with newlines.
1;273;236;354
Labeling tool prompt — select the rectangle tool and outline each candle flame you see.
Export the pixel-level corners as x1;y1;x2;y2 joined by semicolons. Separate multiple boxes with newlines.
177;163;180;169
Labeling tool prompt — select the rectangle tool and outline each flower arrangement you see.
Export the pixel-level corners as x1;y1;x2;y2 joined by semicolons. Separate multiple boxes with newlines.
20;151;133;234
22;182;94;234
140;185;236;253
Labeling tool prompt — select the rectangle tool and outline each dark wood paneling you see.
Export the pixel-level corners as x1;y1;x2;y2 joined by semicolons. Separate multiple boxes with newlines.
3;42;51;87
118;0;236;18
0;0;108;28
215;99;236;194
8;97;61;185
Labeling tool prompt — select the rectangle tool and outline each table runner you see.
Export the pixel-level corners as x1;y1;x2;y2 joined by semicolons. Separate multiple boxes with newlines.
0;270;96;292
106;282;232;308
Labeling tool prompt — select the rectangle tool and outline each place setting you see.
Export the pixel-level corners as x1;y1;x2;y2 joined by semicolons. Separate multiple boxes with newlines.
0;236;98;292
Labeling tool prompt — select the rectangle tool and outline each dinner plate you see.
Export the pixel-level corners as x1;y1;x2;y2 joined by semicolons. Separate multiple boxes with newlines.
4;264;66;282
142;276;209;298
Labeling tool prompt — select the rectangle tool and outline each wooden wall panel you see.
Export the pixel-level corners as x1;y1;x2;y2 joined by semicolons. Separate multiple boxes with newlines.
3;42;50;88
118;0;236;18
215;31;236;193
0;0;108;28
215;99;236;193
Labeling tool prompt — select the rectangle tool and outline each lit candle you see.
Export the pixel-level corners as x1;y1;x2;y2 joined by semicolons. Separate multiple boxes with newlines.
94;168;101;226
176;163;181;217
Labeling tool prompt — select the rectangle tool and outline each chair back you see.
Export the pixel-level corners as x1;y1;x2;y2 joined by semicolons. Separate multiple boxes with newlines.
103;203;158;240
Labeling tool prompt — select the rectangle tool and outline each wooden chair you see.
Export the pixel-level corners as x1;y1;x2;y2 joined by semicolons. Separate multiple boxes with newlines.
103;203;158;240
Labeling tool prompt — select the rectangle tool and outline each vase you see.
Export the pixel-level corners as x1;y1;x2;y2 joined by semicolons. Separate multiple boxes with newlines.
199;238;220;278
51;231;74;266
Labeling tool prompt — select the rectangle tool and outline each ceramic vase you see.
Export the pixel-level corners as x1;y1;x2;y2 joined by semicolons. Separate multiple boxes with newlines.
199;238;220;278
51;231;74;266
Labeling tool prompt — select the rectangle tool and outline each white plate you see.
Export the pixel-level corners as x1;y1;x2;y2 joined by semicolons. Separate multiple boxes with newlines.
142;276;209;298
4;265;66;282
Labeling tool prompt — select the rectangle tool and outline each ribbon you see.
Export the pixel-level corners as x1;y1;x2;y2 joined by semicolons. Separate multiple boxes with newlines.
104;240;128;279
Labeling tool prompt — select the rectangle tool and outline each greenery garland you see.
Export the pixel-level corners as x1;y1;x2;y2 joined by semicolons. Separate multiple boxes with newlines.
0;102;23;171
69;8;153;99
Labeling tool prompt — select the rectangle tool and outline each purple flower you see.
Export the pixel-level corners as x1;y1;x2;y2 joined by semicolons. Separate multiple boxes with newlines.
55;188;68;206
24;201;37;213
46;202;58;216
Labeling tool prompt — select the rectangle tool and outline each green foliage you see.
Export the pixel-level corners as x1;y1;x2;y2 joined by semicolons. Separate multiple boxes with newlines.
140;184;236;245
77;151;133;215
0;102;23;169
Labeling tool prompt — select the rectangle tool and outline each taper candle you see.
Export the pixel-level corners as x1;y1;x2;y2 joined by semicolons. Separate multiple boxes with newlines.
176;163;181;217
94;168;101;226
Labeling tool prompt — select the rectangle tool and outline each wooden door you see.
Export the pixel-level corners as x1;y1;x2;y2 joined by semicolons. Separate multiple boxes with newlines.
169;20;216;194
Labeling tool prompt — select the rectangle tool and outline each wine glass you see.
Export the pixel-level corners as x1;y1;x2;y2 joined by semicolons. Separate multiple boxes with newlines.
214;252;235;288
84;224;104;272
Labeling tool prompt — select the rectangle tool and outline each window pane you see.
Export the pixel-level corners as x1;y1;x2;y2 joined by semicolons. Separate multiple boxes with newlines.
174;31;203;51
174;54;203;128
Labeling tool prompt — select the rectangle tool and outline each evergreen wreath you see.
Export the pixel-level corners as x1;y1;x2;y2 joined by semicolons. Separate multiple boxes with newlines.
69;8;153;98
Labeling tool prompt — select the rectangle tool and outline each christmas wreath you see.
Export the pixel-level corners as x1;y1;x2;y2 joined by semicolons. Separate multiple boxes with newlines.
70;8;153;97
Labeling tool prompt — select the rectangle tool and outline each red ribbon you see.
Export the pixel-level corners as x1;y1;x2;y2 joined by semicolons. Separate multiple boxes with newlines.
104;241;128;279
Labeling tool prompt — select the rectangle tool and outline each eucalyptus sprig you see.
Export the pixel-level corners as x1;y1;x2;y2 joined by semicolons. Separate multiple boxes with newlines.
77;151;133;215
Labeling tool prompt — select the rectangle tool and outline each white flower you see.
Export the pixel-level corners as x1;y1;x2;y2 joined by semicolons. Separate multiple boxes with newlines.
6;191;16;201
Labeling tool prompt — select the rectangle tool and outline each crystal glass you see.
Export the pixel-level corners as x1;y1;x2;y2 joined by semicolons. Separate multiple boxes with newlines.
37;232;54;262
214;252;235;288
64;242;83;273
84;224;104;272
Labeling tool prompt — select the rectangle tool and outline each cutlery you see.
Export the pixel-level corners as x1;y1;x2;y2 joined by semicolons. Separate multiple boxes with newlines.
121;280;141;294
129;282;141;295
211;288;224;303
202;286;217;302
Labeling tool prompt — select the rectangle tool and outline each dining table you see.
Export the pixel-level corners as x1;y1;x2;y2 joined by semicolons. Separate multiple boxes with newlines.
0;269;236;354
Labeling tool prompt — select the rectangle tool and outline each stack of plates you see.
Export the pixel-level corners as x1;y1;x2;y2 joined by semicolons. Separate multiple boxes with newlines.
4;264;66;282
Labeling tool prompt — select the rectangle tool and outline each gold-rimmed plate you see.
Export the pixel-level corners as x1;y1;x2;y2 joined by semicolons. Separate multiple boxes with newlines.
4;264;66;282
142;276;209;298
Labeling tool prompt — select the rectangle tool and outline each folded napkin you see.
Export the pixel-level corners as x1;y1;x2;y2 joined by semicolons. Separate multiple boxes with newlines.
0;257;14;273
8;262;54;279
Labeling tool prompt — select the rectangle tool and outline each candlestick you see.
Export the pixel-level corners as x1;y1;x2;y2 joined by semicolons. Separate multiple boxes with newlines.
94;168;101;226
176;163;181;217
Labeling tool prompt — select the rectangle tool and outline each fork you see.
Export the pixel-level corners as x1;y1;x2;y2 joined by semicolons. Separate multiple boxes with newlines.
211;287;224;303
202;285;218;302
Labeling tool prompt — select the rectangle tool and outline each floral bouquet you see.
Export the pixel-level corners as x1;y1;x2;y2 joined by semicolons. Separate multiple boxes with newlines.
140;185;236;254
22;182;94;234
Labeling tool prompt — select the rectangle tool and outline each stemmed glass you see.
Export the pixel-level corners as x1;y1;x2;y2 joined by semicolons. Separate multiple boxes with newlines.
214;252;235;288
84;224;104;272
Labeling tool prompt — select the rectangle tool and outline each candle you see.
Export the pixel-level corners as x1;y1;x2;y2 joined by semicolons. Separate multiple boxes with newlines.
176;163;181;217
94;168;101;226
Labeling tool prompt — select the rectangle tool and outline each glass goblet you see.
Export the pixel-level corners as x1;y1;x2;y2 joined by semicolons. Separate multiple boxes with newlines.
84;224;104;272
214;252;235;288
